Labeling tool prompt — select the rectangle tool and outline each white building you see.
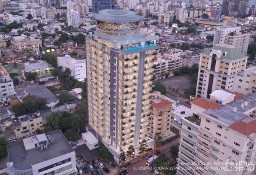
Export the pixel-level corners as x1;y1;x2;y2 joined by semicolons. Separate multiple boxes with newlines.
11;35;42;52
57;55;86;81
233;66;256;94
0;76;16;102
24;61;54;76
213;26;241;45
7;130;77;175
67;10;80;28
177;92;256;175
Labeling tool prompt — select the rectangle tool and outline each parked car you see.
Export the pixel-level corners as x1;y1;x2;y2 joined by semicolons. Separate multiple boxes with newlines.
82;166;89;173
119;170;128;175
102;167;110;174
145;154;153;160
99;163;104;169
89;165;94;171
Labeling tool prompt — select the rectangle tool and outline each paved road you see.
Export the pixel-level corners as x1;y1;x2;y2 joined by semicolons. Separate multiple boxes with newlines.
125;137;180;175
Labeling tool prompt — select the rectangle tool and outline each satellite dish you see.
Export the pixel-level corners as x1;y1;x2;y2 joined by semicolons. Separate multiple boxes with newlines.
241;103;244;109
244;101;248;107
233;107;237;113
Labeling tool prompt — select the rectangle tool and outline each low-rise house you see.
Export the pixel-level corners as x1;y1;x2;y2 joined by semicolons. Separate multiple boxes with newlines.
24;61;54;76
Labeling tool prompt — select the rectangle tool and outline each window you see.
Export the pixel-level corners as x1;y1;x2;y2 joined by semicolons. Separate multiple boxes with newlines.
232;150;239;155
187;126;191;130
188;135;192;138
206;119;211;123
216;132;221;136
214;140;220;145
234;142;240;146
217;125;222;129
205;127;210;130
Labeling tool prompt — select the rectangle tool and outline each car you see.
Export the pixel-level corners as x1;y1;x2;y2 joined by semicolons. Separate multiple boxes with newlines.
119;170;128;175
91;171;98;175
155;150;161;155
82;166;89;173
93;162;99;169
89;165;94;171
145;154;153;160
102;167;110;174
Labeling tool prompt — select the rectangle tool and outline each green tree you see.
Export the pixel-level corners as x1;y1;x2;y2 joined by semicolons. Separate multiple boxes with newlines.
72;33;85;45
24;72;37;81
58;90;76;105
42;53;58;68
99;142;114;162
0;137;7;160
139;139;148;154
180;42;191;51
206;35;214;41
64;129;79;141
170;145;179;159
119;150;126;164
155;154;176;175
59;33;69;43
186;25;197;34
155;133;162;147
9;72;19;79
12;95;47;116
55;13;60;20
27;14;33;20
153;83;167;95
126;145;135;158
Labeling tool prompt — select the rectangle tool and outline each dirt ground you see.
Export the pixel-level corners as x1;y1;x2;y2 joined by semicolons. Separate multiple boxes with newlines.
157;74;192;98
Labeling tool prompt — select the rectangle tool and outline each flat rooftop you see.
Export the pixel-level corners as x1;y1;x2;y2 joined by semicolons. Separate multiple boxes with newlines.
24;61;53;72
8;130;73;170
204;94;256;126
93;9;144;23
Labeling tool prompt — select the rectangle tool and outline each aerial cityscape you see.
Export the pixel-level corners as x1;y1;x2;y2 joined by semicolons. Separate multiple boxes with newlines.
0;0;255;174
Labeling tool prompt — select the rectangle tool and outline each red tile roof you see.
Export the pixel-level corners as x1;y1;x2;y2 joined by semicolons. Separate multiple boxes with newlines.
233;92;245;100
229;117;256;136
152;100;172;108
191;98;220;110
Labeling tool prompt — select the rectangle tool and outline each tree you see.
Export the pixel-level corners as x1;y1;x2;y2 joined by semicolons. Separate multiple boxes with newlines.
155;154;176;175
155;133;162;147
72;33;85;45
139;139;148;154
186;25;197;34
55;13;60;20
58;90;76;105
59;33;69;43
99;142;114;162
27;14;33;20
170;145;179;159
64;129;79;141
202;14;209;19
153;83;167;95
46;112;62;131
0;137;7;160
24;72;37;81
9;72;19;79
119;150;126;164
126;145;135;158
13;77;19;86
42;53;58;68
12;95;47;116
180;42;191;51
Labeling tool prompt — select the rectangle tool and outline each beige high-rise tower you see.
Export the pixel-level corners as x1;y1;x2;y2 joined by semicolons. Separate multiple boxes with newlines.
86;9;159;160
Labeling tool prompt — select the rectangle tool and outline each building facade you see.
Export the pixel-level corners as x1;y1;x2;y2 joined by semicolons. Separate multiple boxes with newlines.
177;92;256;175
213;26;241;46
86;9;159;160
11;35;42;52
0;76;16;102
233;66;256;94
196;44;247;98
224;32;250;55
57;55;86;81
67;10;80;28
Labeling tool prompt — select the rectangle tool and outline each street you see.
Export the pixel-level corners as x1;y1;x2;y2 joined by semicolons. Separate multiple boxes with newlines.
125;137;180;175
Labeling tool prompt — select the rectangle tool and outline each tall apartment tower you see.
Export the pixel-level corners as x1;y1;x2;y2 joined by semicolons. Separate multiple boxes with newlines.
86;10;159;160
221;0;250;17
196;44;247;98
177;91;256;175
92;0;117;13
214;26;250;55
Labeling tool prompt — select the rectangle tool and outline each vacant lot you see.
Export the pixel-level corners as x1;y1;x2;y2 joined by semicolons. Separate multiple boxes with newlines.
157;74;192;98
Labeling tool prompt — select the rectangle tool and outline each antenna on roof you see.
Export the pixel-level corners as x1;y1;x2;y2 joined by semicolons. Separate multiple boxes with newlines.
241;103;245;109
233;107;237;113
244;101;248;107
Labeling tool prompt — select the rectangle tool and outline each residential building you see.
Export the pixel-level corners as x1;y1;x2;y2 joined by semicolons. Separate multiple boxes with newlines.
171;105;193;130
213;26;241;46
7;130;77;175
12;110;51;139
181;51;200;67
92;0;116;13
86;9;159;160
57;55;86;81
0;39;6;48
177;92;256;175
151;92;173;140
24;61;54;76
233;66;256;94
0;76;16;102
221;0;250;17
196;44;247;98
154;49;183;80
67;10;80;28
224;32;250;55
11;35;42;52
